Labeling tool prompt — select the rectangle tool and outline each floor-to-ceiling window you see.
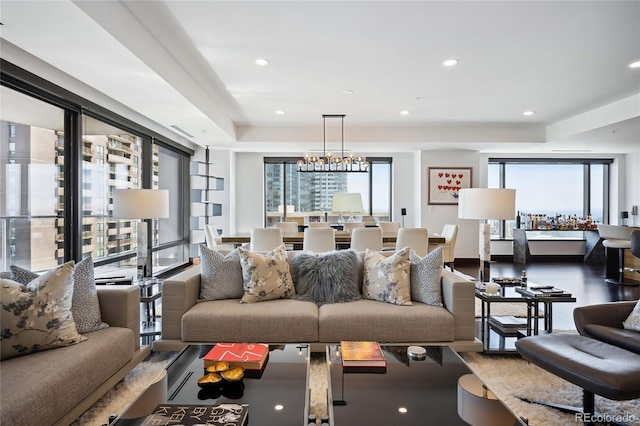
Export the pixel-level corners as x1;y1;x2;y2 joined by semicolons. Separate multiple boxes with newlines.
1;61;192;277
488;158;611;239
264;157;392;226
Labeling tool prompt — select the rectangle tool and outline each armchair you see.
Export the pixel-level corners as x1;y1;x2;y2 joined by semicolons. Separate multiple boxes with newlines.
573;300;640;355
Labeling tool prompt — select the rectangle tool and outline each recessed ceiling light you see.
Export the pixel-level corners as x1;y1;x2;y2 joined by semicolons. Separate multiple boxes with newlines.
629;60;640;69
443;59;459;67
274;404;284;411
400;110;410;115
255;58;270;66
398;407;408;414
342;89;354;95
275;110;285;115
522;110;535;116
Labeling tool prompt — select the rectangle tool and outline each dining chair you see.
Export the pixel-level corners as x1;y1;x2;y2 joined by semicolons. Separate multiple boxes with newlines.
303;228;336;253
396;227;429;257
275;221;299;236
350;227;383;251
250;228;283;251
440;224;459;271
598;224;637;285
308;222;331;228
343;222;365;233
378;221;401;249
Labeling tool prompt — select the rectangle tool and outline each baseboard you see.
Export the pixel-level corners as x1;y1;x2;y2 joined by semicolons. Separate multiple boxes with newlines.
456;255;586;265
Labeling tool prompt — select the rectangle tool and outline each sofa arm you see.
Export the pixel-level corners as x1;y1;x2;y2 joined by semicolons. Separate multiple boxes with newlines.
574;301;637;337
441;269;475;340
97;285;141;351
161;266;201;341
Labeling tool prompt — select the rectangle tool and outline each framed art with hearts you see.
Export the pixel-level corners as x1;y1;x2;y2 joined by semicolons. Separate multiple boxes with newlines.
427;167;472;205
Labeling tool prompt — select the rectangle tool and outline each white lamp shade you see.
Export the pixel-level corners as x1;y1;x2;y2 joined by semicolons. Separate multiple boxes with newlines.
331;192;364;213
113;189;170;219
458;188;516;220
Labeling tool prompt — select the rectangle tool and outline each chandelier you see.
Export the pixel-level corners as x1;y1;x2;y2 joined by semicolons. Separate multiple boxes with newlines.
297;114;369;173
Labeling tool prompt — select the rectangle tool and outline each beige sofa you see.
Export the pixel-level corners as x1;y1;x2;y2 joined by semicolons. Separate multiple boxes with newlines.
154;251;481;352
0;285;150;426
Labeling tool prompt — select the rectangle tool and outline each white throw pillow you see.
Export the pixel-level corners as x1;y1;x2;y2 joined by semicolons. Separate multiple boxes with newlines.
238;244;296;303
363;247;412;306
623;299;640;332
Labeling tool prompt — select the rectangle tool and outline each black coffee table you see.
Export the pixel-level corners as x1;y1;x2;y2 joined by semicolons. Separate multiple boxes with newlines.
327;344;474;425
111;344;310;426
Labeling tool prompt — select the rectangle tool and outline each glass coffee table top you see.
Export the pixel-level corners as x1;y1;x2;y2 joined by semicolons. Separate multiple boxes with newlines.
327;344;471;425
113;344;310;426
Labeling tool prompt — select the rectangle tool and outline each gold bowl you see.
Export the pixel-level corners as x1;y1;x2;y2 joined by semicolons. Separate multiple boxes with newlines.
220;366;245;382
197;372;222;388
207;361;230;373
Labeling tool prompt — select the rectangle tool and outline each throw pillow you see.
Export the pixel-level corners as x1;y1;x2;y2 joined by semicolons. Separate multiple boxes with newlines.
362;246;412;306
199;244;244;301
238;244;296;303
12;258;109;334
623;299;640;332
1;261;87;360
290;250;361;306
410;246;444;306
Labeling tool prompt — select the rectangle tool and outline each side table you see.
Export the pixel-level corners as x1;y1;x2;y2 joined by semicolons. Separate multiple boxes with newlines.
135;277;162;345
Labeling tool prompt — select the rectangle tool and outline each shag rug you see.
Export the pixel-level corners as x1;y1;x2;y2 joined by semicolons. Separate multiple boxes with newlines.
461;341;640;426
72;351;177;426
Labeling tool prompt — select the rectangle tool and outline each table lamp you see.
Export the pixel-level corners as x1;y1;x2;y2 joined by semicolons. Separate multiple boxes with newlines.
458;188;516;282
113;189;170;281
331;193;364;224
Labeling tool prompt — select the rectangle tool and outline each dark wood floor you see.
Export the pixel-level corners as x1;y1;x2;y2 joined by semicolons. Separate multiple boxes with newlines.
457;259;640;330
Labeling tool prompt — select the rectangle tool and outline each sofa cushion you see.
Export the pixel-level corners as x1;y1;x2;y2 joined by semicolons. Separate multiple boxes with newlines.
623;299;640;332
239;244;296;303
290;250;361;306
199;245;244;301
0;326;134;426
585;324;640;355
363;247;412;306
318;299;455;342
11;258;108;334
1;262;87;360
410;246;443;307
182;298;318;342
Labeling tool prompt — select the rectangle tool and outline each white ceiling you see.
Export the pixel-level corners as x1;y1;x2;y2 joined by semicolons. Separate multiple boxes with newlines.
1;0;639;154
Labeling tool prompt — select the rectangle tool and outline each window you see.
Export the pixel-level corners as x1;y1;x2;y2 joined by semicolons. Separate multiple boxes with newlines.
264;158;392;226
0;86;65;272
488;159;611;239
2;61;193;277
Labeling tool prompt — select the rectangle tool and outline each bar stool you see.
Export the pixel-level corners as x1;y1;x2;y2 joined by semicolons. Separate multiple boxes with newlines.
598;224;637;285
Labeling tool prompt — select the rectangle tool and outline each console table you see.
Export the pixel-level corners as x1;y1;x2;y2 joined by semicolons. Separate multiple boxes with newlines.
513;228;604;264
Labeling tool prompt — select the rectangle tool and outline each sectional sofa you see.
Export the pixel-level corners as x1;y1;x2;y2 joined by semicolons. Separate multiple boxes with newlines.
154;248;480;352
1;285;150;426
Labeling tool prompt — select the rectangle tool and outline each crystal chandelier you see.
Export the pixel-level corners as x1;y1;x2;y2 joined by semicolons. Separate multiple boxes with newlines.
297;114;368;173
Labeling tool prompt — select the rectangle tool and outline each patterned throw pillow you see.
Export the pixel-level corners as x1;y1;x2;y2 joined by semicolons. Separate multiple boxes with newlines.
623;299;640;332
1;262;87;360
238;244;296;303
410;246;444;306
199;245;244;301
11;258;108;334
290;250;361;306
363;246;412;306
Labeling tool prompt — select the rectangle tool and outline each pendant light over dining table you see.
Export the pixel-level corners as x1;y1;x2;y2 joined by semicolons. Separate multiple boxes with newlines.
297;114;368;173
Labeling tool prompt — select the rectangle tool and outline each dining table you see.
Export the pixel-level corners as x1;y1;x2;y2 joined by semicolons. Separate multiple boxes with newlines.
221;231;446;250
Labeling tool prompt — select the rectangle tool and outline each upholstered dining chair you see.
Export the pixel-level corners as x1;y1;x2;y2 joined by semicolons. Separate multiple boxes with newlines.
598;224;637;285
350;227;383;251
440;224;459;271
250;228;283;251
378;222;401;249
308;222;331;228
396;227;429;257
303;228;336;253
275;221;298;236
343;222;365;233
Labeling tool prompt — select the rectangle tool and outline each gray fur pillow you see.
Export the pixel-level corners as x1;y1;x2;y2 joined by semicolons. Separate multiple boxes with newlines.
290;250;361;306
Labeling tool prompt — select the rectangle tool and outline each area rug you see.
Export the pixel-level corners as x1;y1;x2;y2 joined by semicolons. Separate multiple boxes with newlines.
72;351;177;426
460;341;640;426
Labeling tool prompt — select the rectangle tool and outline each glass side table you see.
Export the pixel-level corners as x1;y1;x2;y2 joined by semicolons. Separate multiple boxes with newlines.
134;277;162;345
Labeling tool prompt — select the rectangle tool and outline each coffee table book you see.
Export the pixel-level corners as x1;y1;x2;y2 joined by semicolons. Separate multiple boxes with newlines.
203;343;269;370
340;341;387;373
141;403;248;426
516;287;572;298
489;315;528;331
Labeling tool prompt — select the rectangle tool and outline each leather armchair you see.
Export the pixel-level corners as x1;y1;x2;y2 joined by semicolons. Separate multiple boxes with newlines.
573;300;640;355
